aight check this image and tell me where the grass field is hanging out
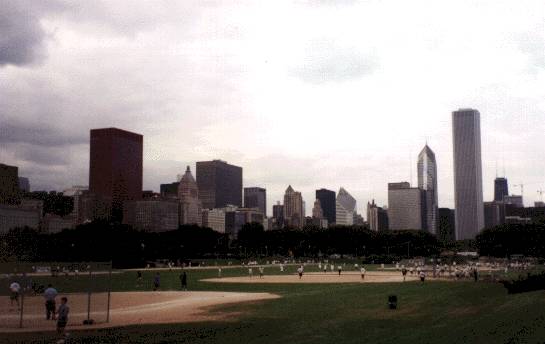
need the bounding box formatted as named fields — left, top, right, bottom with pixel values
left=2, top=264, right=545, bottom=343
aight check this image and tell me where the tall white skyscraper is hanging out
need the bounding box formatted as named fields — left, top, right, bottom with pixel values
left=336, top=187, right=356, bottom=226
left=418, top=144, right=438, bottom=234
left=452, top=109, right=484, bottom=240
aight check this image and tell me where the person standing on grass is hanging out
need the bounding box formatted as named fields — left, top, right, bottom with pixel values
left=473, top=268, right=478, bottom=282
left=9, top=281, right=21, bottom=310
left=360, top=266, right=366, bottom=280
left=338, top=265, right=342, bottom=276
left=44, top=284, right=58, bottom=320
left=181, top=272, right=187, bottom=290
left=218, top=268, right=222, bottom=278
left=249, top=267, right=253, bottom=278
left=297, top=266, right=303, bottom=279
left=402, top=267, right=408, bottom=282
left=330, top=264, right=334, bottom=272
left=153, top=272, right=160, bottom=291
left=419, top=270, right=426, bottom=283
left=323, top=264, right=327, bottom=273
left=56, top=297, right=69, bottom=339
left=259, top=266, right=264, bottom=278
left=280, top=264, right=284, bottom=272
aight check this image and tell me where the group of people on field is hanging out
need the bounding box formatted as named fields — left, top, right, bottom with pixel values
left=7, top=281, right=70, bottom=340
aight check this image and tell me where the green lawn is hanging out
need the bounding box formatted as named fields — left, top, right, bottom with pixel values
left=2, top=265, right=545, bottom=343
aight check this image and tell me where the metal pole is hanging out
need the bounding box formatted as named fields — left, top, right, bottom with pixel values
left=407, top=242, right=410, bottom=258
left=87, top=265, right=92, bottom=322
left=106, top=262, right=112, bottom=323
left=19, top=290, right=24, bottom=328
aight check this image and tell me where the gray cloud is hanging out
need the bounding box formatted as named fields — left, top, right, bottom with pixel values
left=0, top=121, right=87, bottom=147
left=291, top=38, right=377, bottom=83
left=0, top=1, right=66, bottom=67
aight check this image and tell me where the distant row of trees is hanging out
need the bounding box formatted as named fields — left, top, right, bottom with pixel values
left=1, top=221, right=543, bottom=268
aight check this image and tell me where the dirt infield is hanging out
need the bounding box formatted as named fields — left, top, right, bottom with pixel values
left=202, top=271, right=421, bottom=284
left=0, top=291, right=279, bottom=333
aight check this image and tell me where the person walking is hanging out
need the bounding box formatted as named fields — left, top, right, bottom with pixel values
left=323, top=264, right=327, bottom=273
left=9, top=281, right=21, bottom=310
left=259, top=266, right=264, bottom=278
left=44, top=284, right=58, bottom=320
left=181, top=272, right=187, bottom=290
left=153, top=272, right=160, bottom=291
left=248, top=267, right=253, bottom=278
left=297, top=266, right=303, bottom=279
left=419, top=270, right=426, bottom=283
left=402, top=267, right=408, bottom=282
left=218, top=268, right=222, bottom=278
left=338, top=265, right=342, bottom=276
left=56, top=297, right=69, bottom=339
left=360, top=266, right=366, bottom=280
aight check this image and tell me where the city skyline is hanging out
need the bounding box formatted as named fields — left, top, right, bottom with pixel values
left=1, top=1, right=544, bottom=216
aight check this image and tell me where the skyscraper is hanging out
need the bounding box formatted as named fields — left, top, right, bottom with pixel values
left=387, top=182, right=426, bottom=230
left=417, top=144, right=438, bottom=234
left=452, top=109, right=484, bottom=240
left=178, top=166, right=202, bottom=225
left=244, top=187, right=267, bottom=216
left=196, top=160, right=242, bottom=209
left=336, top=187, right=356, bottom=226
left=0, top=163, right=20, bottom=205
left=494, top=177, right=509, bottom=202
left=367, top=200, right=389, bottom=231
left=316, top=188, right=336, bottom=225
left=89, top=128, right=143, bottom=221
left=283, top=185, right=304, bottom=228
left=272, top=202, right=284, bottom=229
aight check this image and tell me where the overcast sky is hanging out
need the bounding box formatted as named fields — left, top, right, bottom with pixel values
left=1, top=0, right=544, bottom=215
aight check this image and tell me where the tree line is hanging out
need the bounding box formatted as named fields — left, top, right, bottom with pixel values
left=1, top=221, right=543, bottom=268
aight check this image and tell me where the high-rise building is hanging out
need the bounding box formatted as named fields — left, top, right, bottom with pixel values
left=244, top=187, right=266, bottom=216
left=438, top=208, right=456, bottom=243
left=418, top=144, right=438, bottom=234
left=160, top=182, right=179, bottom=198
left=452, top=109, right=484, bottom=240
left=494, top=177, right=509, bottom=202
left=89, top=128, right=143, bottom=221
left=18, top=177, right=30, bottom=193
left=484, top=201, right=503, bottom=229
left=316, top=188, right=336, bottom=225
left=0, top=163, right=21, bottom=205
left=283, top=185, right=304, bottom=228
left=387, top=182, right=426, bottom=230
left=312, top=199, right=323, bottom=219
left=178, top=166, right=202, bottom=226
left=272, top=202, right=284, bottom=229
left=196, top=160, right=242, bottom=209
left=336, top=187, right=356, bottom=226
left=367, top=200, right=389, bottom=231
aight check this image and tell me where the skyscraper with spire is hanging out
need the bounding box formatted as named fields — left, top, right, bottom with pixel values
left=418, top=144, right=438, bottom=234
left=283, top=185, right=304, bottom=228
left=336, top=187, right=357, bottom=226
left=178, top=166, right=202, bottom=225
left=452, top=108, right=484, bottom=240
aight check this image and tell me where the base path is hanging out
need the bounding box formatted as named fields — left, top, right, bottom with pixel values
left=203, top=271, right=421, bottom=284
left=0, top=291, right=279, bottom=333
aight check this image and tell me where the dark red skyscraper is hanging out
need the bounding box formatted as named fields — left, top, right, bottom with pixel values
left=89, top=128, right=143, bottom=221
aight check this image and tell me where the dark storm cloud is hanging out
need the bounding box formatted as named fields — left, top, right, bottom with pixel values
left=0, top=1, right=65, bottom=67
left=291, top=38, right=377, bottom=83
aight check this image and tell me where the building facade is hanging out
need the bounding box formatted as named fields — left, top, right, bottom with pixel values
left=484, top=201, right=504, bottom=229
left=336, top=187, right=356, bottom=226
left=417, top=144, right=438, bottom=234
left=438, top=208, right=456, bottom=243
left=283, top=185, right=304, bottom=228
left=0, top=163, right=20, bottom=205
left=367, top=200, right=389, bottom=231
left=272, top=202, right=284, bottom=229
left=123, top=199, right=179, bottom=232
left=0, top=200, right=43, bottom=233
left=196, top=160, right=242, bottom=209
left=316, top=188, right=336, bottom=226
left=244, top=187, right=267, bottom=216
left=388, top=182, right=425, bottom=230
left=178, top=166, right=202, bottom=226
left=494, top=177, right=509, bottom=202
left=18, top=177, right=30, bottom=193
left=89, top=128, right=143, bottom=221
left=160, top=182, right=179, bottom=198
left=202, top=208, right=226, bottom=233
left=452, top=109, right=484, bottom=240
left=503, top=195, right=523, bottom=208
